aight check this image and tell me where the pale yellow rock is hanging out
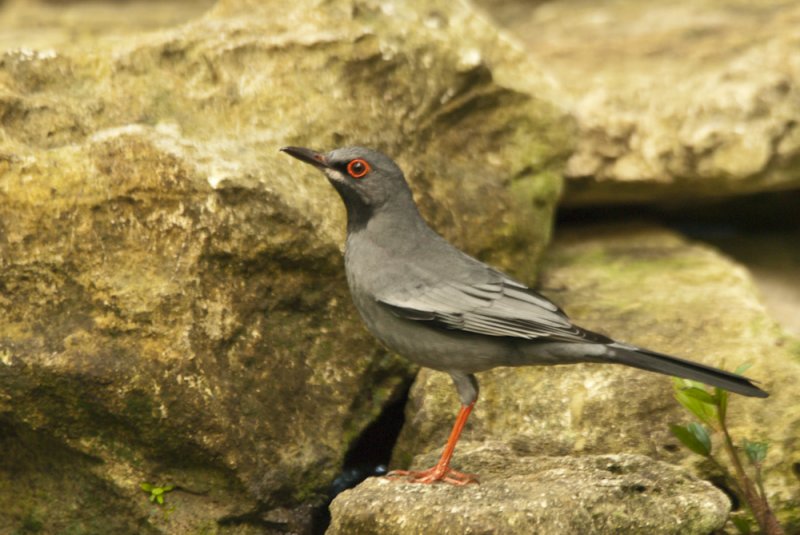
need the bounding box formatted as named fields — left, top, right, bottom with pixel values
left=331, top=443, right=730, bottom=535
left=478, top=0, right=800, bottom=204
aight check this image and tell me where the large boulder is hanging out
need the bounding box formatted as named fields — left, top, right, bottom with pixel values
left=477, top=0, right=800, bottom=204
left=0, top=0, right=569, bottom=532
left=392, top=224, right=800, bottom=526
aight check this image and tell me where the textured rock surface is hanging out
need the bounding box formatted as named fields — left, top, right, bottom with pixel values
left=330, top=443, right=730, bottom=535
left=478, top=0, right=800, bottom=204
left=392, top=224, right=800, bottom=526
left=0, top=0, right=569, bottom=532
left=0, top=0, right=215, bottom=51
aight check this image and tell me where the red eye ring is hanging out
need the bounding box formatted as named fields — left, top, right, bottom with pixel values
left=346, top=158, right=371, bottom=179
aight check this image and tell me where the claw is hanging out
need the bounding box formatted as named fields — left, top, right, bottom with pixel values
left=386, top=466, right=479, bottom=485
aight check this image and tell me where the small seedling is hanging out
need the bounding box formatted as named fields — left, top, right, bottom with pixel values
left=140, top=482, right=175, bottom=505
left=669, top=364, right=783, bottom=535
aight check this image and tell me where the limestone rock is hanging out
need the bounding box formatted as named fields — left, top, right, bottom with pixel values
left=392, top=224, right=800, bottom=525
left=478, top=0, right=800, bottom=204
left=0, top=0, right=569, bottom=532
left=330, top=442, right=730, bottom=535
left=0, top=0, right=215, bottom=51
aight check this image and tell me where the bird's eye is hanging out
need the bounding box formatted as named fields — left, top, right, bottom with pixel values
left=346, top=158, right=371, bottom=179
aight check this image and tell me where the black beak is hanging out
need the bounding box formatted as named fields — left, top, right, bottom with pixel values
left=280, top=146, right=330, bottom=169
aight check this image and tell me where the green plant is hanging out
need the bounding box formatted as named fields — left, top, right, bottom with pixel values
left=140, top=482, right=175, bottom=506
left=669, top=364, right=783, bottom=535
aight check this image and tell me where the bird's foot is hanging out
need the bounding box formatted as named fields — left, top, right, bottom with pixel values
left=386, top=465, right=479, bottom=486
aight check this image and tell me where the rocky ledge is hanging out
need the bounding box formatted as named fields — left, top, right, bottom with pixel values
left=329, top=442, right=730, bottom=535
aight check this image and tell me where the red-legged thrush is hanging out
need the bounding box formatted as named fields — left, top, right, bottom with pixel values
left=281, top=146, right=768, bottom=485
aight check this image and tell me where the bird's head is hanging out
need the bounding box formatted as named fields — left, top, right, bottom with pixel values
left=281, top=146, right=414, bottom=229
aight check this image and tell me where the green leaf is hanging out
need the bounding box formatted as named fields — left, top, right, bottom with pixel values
left=673, top=381, right=718, bottom=427
left=140, top=483, right=153, bottom=492
left=149, top=494, right=156, bottom=503
left=731, top=515, right=752, bottom=534
left=743, top=440, right=768, bottom=464
left=670, top=423, right=711, bottom=456
left=734, top=362, right=753, bottom=376
left=681, top=387, right=718, bottom=405
left=674, top=377, right=709, bottom=391
left=687, top=422, right=711, bottom=454
left=163, top=485, right=174, bottom=492
left=157, top=495, right=164, bottom=505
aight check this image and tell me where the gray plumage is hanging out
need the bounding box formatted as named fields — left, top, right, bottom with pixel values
left=281, top=145, right=768, bottom=410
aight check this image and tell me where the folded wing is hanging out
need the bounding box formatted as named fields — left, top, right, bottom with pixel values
left=377, top=270, right=611, bottom=344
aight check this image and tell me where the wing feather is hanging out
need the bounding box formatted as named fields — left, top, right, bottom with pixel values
left=377, top=271, right=610, bottom=344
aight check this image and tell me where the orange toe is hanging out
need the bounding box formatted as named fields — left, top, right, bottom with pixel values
left=386, top=466, right=479, bottom=485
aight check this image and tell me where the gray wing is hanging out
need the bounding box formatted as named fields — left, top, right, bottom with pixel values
left=376, top=268, right=611, bottom=344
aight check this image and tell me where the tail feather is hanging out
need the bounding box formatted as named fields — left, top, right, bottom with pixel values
left=606, top=343, right=768, bottom=398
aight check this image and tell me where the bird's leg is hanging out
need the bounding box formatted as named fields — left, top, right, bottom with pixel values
left=386, top=401, right=478, bottom=485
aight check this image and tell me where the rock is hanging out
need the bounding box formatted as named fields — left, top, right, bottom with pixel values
left=392, top=224, right=800, bottom=525
left=329, top=442, right=730, bottom=535
left=477, top=0, right=800, bottom=204
left=0, top=0, right=214, bottom=51
left=205, top=0, right=571, bottom=274
left=0, top=0, right=569, bottom=532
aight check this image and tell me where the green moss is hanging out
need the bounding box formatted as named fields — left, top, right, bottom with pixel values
left=124, top=390, right=157, bottom=421
left=0, top=421, right=154, bottom=535
left=16, top=511, right=44, bottom=534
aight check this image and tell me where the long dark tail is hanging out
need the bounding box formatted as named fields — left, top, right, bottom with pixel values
left=606, top=343, right=768, bottom=398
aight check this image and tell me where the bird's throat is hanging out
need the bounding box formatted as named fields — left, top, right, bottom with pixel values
left=329, top=179, right=373, bottom=233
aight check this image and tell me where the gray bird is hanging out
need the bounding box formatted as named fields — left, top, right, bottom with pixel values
left=281, top=145, right=768, bottom=485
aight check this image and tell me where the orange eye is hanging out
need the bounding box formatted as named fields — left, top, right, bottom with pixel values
left=346, top=158, right=371, bottom=179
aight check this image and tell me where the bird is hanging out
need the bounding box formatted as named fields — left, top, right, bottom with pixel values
left=280, top=145, right=768, bottom=486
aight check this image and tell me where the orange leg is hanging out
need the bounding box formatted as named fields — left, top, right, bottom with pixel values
left=386, top=402, right=478, bottom=485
